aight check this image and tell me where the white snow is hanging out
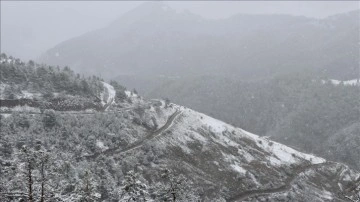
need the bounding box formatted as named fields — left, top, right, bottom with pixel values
left=237, top=128, right=326, bottom=166
left=96, top=140, right=109, bottom=151
left=93, top=193, right=101, bottom=199
left=0, top=83, right=10, bottom=99
left=238, top=150, right=255, bottom=162
left=231, top=164, right=247, bottom=174
left=322, top=79, right=359, bottom=86
left=343, top=79, right=359, bottom=86
left=157, top=104, right=326, bottom=168
left=266, top=141, right=325, bottom=165
left=343, top=173, right=352, bottom=181
left=319, top=189, right=333, bottom=200
left=248, top=172, right=261, bottom=186
left=21, top=91, right=35, bottom=99
left=199, top=113, right=227, bottom=133
left=125, top=90, right=139, bottom=98
left=20, top=91, right=42, bottom=99
left=0, top=114, right=11, bottom=118
left=101, top=82, right=116, bottom=110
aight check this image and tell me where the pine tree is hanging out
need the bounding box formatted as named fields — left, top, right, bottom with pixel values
left=21, top=146, right=35, bottom=202
left=42, top=110, right=57, bottom=128
left=79, top=170, right=98, bottom=202
left=120, top=170, right=149, bottom=201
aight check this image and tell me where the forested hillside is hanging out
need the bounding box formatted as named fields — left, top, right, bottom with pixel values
left=1, top=56, right=359, bottom=201
left=0, top=53, right=126, bottom=112
left=148, top=74, right=360, bottom=170
left=2, top=96, right=359, bottom=202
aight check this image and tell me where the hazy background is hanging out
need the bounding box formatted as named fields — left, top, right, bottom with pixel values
left=1, top=1, right=359, bottom=60
left=0, top=0, right=360, bottom=174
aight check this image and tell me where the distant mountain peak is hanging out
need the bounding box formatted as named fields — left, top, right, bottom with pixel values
left=110, top=1, right=201, bottom=27
left=133, top=1, right=173, bottom=13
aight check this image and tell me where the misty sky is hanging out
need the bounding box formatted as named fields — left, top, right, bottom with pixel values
left=1, top=1, right=359, bottom=60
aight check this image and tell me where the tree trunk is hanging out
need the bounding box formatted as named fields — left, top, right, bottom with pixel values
left=27, top=159, right=34, bottom=202
left=40, top=160, right=45, bottom=202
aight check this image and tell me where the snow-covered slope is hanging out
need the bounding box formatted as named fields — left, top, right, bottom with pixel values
left=1, top=72, right=359, bottom=201
left=117, top=102, right=360, bottom=201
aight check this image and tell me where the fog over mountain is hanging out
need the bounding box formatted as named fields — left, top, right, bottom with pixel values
left=38, top=2, right=360, bottom=171
left=40, top=2, right=359, bottom=83
left=1, top=1, right=358, bottom=60
left=1, top=1, right=360, bottom=201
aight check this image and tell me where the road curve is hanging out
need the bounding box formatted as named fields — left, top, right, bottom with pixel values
left=227, top=162, right=335, bottom=202
left=83, top=110, right=182, bottom=160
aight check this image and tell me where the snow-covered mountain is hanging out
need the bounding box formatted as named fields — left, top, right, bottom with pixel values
left=1, top=57, right=359, bottom=201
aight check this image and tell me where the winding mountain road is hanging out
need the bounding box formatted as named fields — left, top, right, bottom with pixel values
left=227, top=162, right=335, bottom=202
left=83, top=110, right=182, bottom=160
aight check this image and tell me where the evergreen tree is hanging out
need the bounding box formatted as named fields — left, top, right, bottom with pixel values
left=120, top=170, right=149, bottom=201
left=20, top=146, right=35, bottom=202
left=42, top=110, right=57, bottom=128
left=78, top=170, right=98, bottom=202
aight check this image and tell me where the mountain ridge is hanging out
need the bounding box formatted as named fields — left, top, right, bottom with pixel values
left=1, top=55, right=360, bottom=201
left=39, top=2, right=359, bottom=80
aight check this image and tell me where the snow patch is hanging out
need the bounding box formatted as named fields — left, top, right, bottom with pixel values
left=257, top=137, right=326, bottom=166
left=158, top=104, right=326, bottom=169
left=235, top=127, right=326, bottom=166
left=199, top=113, right=226, bottom=133
left=96, top=140, right=109, bottom=151
left=322, top=79, right=359, bottom=86
left=319, top=189, right=333, bottom=200
left=231, top=164, right=247, bottom=174
left=101, top=82, right=116, bottom=110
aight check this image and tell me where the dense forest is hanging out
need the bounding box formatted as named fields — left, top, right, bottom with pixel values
left=0, top=53, right=104, bottom=98
left=0, top=54, right=127, bottom=112
left=0, top=54, right=199, bottom=201
left=0, top=112, right=199, bottom=201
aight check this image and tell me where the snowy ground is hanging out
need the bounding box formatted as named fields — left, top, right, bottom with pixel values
left=162, top=104, right=325, bottom=168
left=322, top=79, right=359, bottom=86
left=101, top=82, right=116, bottom=110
